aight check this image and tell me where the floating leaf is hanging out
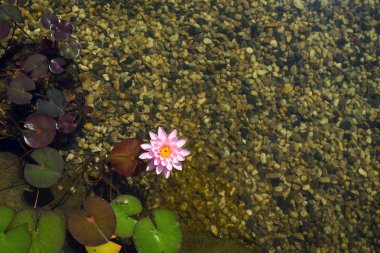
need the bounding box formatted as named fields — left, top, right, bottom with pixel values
left=9, top=209, right=65, bottom=253
left=0, top=5, right=23, bottom=23
left=0, top=20, right=10, bottom=40
left=68, top=197, right=116, bottom=247
left=24, top=147, right=64, bottom=188
left=23, top=113, right=56, bottom=148
left=133, top=209, right=182, bottom=253
left=36, top=88, right=67, bottom=117
left=22, top=53, right=48, bottom=78
left=109, top=138, right=146, bottom=177
left=56, top=113, right=77, bottom=133
left=40, top=38, right=54, bottom=55
left=40, top=12, right=58, bottom=30
left=58, top=38, right=81, bottom=59
left=7, top=75, right=35, bottom=104
left=49, top=57, right=67, bottom=74
left=111, top=195, right=142, bottom=238
left=50, top=19, right=73, bottom=41
left=0, top=205, right=31, bottom=253
left=85, top=235, right=121, bottom=253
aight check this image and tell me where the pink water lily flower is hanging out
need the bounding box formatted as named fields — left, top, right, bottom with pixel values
left=139, top=127, right=190, bottom=178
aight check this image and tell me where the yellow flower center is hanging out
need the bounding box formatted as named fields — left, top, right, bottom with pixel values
left=160, top=145, right=171, bottom=158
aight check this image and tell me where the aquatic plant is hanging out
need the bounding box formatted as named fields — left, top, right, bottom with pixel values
left=9, top=209, right=65, bottom=253
left=139, top=127, right=190, bottom=178
left=67, top=195, right=182, bottom=253
left=133, top=208, right=182, bottom=253
left=110, top=194, right=142, bottom=238
left=109, top=138, right=146, bottom=177
left=0, top=205, right=31, bottom=253
left=67, top=196, right=117, bottom=247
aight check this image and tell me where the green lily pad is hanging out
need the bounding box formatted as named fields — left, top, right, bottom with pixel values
left=110, top=195, right=142, bottom=238
left=9, top=209, right=65, bottom=253
left=36, top=88, right=67, bottom=117
left=67, top=197, right=116, bottom=247
left=133, top=208, right=182, bottom=253
left=0, top=5, right=23, bottom=23
left=24, top=147, right=64, bottom=188
left=0, top=205, right=32, bottom=253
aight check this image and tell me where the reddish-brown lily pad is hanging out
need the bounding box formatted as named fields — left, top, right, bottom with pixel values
left=67, top=197, right=116, bottom=247
left=109, top=138, right=145, bottom=177
left=23, top=113, right=56, bottom=148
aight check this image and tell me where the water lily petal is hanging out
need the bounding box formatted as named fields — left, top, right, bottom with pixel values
left=156, top=164, right=164, bottom=174
left=141, top=143, right=152, bottom=150
left=146, top=160, right=155, bottom=171
left=149, top=131, right=157, bottom=140
left=173, top=163, right=182, bottom=170
left=176, top=139, right=186, bottom=147
left=180, top=149, right=190, bottom=156
left=158, top=126, right=167, bottom=140
left=163, top=169, right=171, bottom=178
left=139, top=152, right=152, bottom=159
left=168, top=129, right=177, bottom=139
left=166, top=162, right=173, bottom=171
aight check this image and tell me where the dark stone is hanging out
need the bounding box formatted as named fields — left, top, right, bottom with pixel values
left=239, top=127, right=249, bottom=139
left=309, top=1, right=321, bottom=10
left=335, top=38, right=347, bottom=48
left=287, top=104, right=298, bottom=115
left=340, top=120, right=352, bottom=130
left=187, top=26, right=202, bottom=36
left=376, top=24, right=380, bottom=35
left=250, top=23, right=260, bottom=39
left=92, top=63, right=104, bottom=72
left=276, top=196, right=292, bottom=213
left=271, top=178, right=281, bottom=186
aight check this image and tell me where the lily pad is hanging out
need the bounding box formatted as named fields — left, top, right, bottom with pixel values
left=23, top=113, right=56, bottom=148
left=0, top=5, right=23, bottom=23
left=67, top=196, right=116, bottom=247
left=40, top=12, right=58, bottom=30
left=0, top=20, right=10, bottom=40
left=109, top=138, right=145, bottom=177
left=133, top=208, right=182, bottom=253
left=110, top=195, right=142, bottom=238
left=7, top=75, right=35, bottom=105
left=85, top=235, right=121, bottom=253
left=56, top=113, right=77, bottom=133
left=0, top=205, right=31, bottom=253
left=24, top=147, right=64, bottom=188
left=50, top=19, right=73, bottom=41
left=22, top=53, right=48, bottom=78
left=49, top=57, right=67, bottom=74
left=36, top=88, right=67, bottom=117
left=58, top=38, right=81, bottom=59
left=9, top=209, right=65, bottom=253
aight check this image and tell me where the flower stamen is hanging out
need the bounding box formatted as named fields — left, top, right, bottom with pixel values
left=160, top=145, right=171, bottom=158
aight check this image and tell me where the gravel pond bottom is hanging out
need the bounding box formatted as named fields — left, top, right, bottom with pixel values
left=1, top=0, right=380, bottom=252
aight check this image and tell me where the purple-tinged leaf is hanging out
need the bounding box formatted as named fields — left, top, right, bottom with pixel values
left=49, top=57, right=67, bottom=74
left=50, top=19, right=73, bottom=41
left=56, top=113, right=77, bottom=133
left=36, top=88, right=67, bottom=117
left=7, top=75, right=35, bottom=104
left=67, top=197, right=116, bottom=246
left=58, top=38, right=81, bottom=59
left=23, top=113, right=56, bottom=148
left=0, top=20, right=10, bottom=40
left=40, top=12, right=58, bottom=30
left=40, top=38, right=54, bottom=54
left=22, top=53, right=49, bottom=78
